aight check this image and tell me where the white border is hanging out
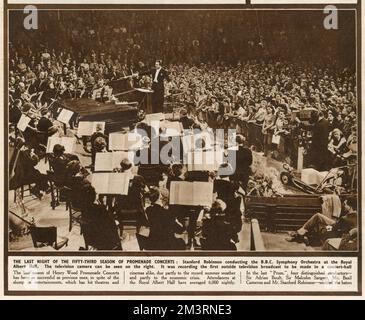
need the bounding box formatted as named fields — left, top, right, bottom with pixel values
left=1, top=1, right=363, bottom=300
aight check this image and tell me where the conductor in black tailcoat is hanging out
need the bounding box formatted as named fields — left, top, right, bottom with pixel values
left=141, top=60, right=170, bottom=113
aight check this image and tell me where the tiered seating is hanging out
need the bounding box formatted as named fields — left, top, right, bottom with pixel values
left=245, top=195, right=322, bottom=232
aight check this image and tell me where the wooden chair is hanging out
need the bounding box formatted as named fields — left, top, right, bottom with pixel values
left=13, top=183, right=35, bottom=203
left=46, top=170, right=64, bottom=209
left=67, top=200, right=83, bottom=232
left=46, top=155, right=69, bottom=209
left=30, top=226, right=69, bottom=250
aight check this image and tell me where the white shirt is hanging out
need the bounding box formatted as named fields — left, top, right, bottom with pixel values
left=154, top=68, right=161, bottom=83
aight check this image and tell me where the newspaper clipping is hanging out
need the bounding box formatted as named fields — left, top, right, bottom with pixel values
left=1, top=0, right=362, bottom=298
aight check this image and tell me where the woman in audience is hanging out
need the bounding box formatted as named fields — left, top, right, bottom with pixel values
left=145, top=187, right=185, bottom=250
left=273, top=108, right=290, bottom=159
left=327, top=109, right=340, bottom=132
left=262, top=104, right=276, bottom=157
left=328, top=128, right=348, bottom=167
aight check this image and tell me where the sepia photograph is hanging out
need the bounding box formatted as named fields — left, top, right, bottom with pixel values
left=6, top=6, right=358, bottom=255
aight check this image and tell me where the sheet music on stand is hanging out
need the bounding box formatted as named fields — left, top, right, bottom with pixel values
left=57, top=108, right=74, bottom=124
left=91, top=172, right=130, bottom=195
left=77, top=121, right=106, bottom=136
left=94, top=151, right=134, bottom=171
left=16, top=114, right=32, bottom=132
left=169, top=181, right=214, bottom=206
left=46, top=136, right=76, bottom=154
left=109, top=132, right=143, bottom=151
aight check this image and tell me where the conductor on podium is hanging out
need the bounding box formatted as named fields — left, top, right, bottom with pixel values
left=142, top=60, right=170, bottom=113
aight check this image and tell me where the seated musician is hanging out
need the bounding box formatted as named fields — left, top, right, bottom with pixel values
left=135, top=121, right=157, bottom=142
left=79, top=184, right=121, bottom=250
left=64, top=160, right=91, bottom=209
left=9, top=99, right=23, bottom=124
left=90, top=123, right=108, bottom=147
left=168, top=158, right=210, bottom=248
left=214, top=163, right=238, bottom=204
left=21, top=102, right=39, bottom=148
left=114, top=158, right=149, bottom=235
left=49, top=144, right=79, bottom=178
left=9, top=139, right=49, bottom=199
left=200, top=200, right=237, bottom=251
left=36, top=108, right=53, bottom=134
left=144, top=187, right=185, bottom=250
left=36, top=108, right=54, bottom=145
left=166, top=163, right=186, bottom=190
left=91, top=135, right=108, bottom=171
left=214, top=163, right=243, bottom=241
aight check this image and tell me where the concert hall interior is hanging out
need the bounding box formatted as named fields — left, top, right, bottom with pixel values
left=8, top=9, right=358, bottom=252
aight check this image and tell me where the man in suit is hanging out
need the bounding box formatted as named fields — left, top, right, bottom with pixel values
left=79, top=184, right=121, bottom=250
left=309, top=111, right=330, bottom=171
left=141, top=60, right=170, bottom=113
left=231, top=134, right=253, bottom=192
left=114, top=158, right=148, bottom=236
left=201, top=200, right=237, bottom=251
left=145, top=187, right=185, bottom=250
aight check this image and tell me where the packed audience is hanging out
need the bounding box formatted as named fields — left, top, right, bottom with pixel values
left=9, top=45, right=358, bottom=170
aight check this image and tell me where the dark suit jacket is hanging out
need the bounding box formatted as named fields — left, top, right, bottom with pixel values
left=81, top=204, right=121, bottom=250
left=235, top=146, right=253, bottom=175
left=334, top=212, right=357, bottom=234
left=146, top=204, right=183, bottom=249
left=312, top=118, right=330, bottom=149
left=50, top=153, right=79, bottom=176
left=37, top=116, right=53, bottom=133
left=167, top=175, right=183, bottom=191
left=214, top=179, right=236, bottom=203
left=310, top=118, right=330, bottom=170
left=142, top=68, right=169, bottom=90
left=201, top=215, right=237, bottom=250
left=180, top=116, right=195, bottom=130
left=115, top=174, right=147, bottom=226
